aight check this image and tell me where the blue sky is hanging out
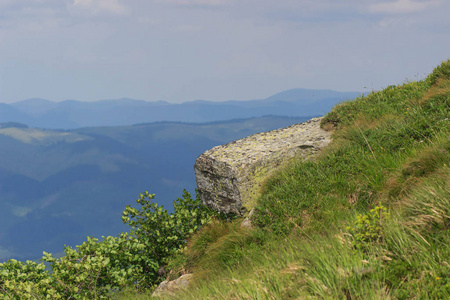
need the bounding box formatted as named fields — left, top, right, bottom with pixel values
left=0, top=0, right=449, bottom=103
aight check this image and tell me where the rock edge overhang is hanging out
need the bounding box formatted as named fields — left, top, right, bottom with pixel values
left=194, top=117, right=331, bottom=215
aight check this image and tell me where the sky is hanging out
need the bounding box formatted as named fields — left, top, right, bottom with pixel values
left=0, top=0, right=449, bottom=103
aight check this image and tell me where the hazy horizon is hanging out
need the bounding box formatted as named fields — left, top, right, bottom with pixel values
left=0, top=1, right=449, bottom=104
left=1, top=87, right=361, bottom=104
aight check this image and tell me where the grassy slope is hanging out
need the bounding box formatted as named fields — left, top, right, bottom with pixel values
left=122, top=60, right=449, bottom=299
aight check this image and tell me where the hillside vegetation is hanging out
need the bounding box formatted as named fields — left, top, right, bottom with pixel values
left=134, top=60, right=449, bottom=299
left=0, top=60, right=448, bottom=299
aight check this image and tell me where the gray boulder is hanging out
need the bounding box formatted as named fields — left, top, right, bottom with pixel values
left=194, top=117, right=331, bottom=215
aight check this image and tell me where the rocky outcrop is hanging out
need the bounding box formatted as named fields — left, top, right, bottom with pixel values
left=152, top=274, right=194, bottom=298
left=194, top=117, right=331, bottom=215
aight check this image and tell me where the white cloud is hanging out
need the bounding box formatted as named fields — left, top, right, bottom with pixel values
left=73, top=0, right=126, bottom=14
left=369, top=0, right=442, bottom=14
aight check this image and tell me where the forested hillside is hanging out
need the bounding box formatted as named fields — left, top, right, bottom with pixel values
left=0, top=116, right=310, bottom=261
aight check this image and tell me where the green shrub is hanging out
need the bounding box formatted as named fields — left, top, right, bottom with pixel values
left=0, top=190, right=216, bottom=298
left=347, top=206, right=390, bottom=251
left=1, top=234, right=148, bottom=299
left=121, top=190, right=217, bottom=282
left=0, top=259, right=53, bottom=299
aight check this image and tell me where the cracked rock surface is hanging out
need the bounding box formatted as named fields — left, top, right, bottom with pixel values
left=194, top=117, right=331, bottom=215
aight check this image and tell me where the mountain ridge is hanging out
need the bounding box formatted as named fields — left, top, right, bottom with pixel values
left=1, top=88, right=359, bottom=129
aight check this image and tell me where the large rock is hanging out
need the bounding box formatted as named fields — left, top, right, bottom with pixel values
left=194, top=117, right=331, bottom=215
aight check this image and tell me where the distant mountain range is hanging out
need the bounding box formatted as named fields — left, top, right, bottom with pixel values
left=0, top=115, right=318, bottom=261
left=0, top=89, right=359, bottom=129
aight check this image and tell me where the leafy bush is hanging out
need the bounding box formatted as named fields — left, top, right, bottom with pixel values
left=0, top=190, right=216, bottom=298
left=1, top=234, right=154, bottom=299
left=0, top=259, right=53, bottom=299
left=121, top=190, right=217, bottom=282
left=347, top=206, right=390, bottom=251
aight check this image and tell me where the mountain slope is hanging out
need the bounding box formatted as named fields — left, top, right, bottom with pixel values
left=139, top=60, right=450, bottom=299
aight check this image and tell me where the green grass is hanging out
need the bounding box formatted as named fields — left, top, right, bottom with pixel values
left=118, top=60, right=450, bottom=299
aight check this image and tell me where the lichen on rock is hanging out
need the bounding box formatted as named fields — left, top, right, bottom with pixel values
left=194, top=117, right=331, bottom=215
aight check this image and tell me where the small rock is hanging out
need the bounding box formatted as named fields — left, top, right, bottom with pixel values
left=240, top=209, right=254, bottom=228
left=152, top=274, right=193, bottom=298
